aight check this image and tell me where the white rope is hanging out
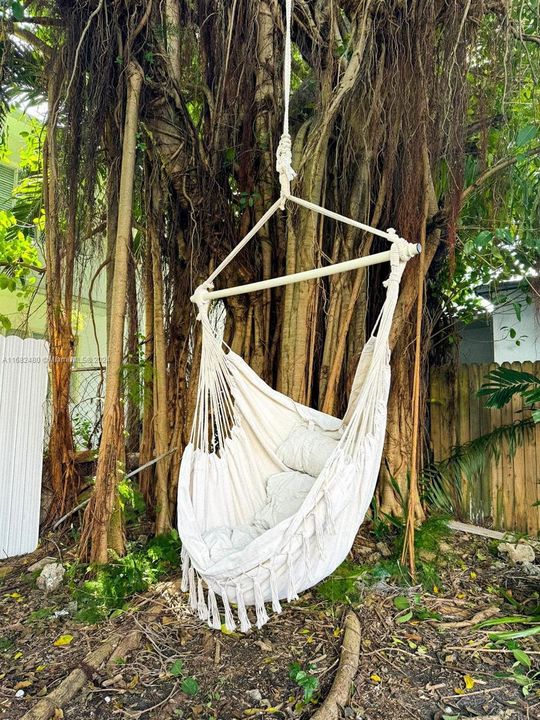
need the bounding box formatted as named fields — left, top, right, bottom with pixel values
left=202, top=197, right=284, bottom=288
left=275, top=0, right=296, bottom=198
left=289, top=197, right=406, bottom=243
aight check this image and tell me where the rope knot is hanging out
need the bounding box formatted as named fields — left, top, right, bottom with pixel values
left=276, top=133, right=296, bottom=197
left=190, top=283, right=212, bottom=320
left=384, top=230, right=421, bottom=287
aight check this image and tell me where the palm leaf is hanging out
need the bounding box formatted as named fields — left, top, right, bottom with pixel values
left=423, top=418, right=534, bottom=515
left=477, top=366, right=540, bottom=409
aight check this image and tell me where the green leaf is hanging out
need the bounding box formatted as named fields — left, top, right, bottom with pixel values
left=396, top=610, right=413, bottom=623
left=169, top=659, right=184, bottom=677
left=289, top=661, right=302, bottom=680
left=11, top=1, right=24, bottom=20
left=474, top=230, right=492, bottom=248
left=489, top=625, right=540, bottom=642
left=513, top=649, right=531, bottom=668
left=181, top=677, right=199, bottom=696
left=515, top=124, right=538, bottom=147
left=475, top=615, right=540, bottom=629
left=393, top=596, right=410, bottom=610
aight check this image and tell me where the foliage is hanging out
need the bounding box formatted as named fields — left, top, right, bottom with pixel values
left=168, top=659, right=199, bottom=696
left=72, top=413, right=94, bottom=450
left=316, top=561, right=365, bottom=604
left=317, top=516, right=450, bottom=603
left=478, top=366, right=540, bottom=421
left=425, top=365, right=540, bottom=515
left=117, top=475, right=146, bottom=525
left=68, top=531, right=180, bottom=623
left=424, top=418, right=534, bottom=515
left=440, top=1, right=540, bottom=329
left=393, top=594, right=441, bottom=623
left=288, top=662, right=319, bottom=703
left=0, top=209, right=40, bottom=330
left=475, top=614, right=540, bottom=696
left=0, top=114, right=45, bottom=331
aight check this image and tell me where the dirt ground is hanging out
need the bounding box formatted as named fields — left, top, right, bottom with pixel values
left=0, top=527, right=538, bottom=720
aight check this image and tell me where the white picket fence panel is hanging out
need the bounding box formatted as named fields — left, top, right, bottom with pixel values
left=0, top=336, right=49, bottom=559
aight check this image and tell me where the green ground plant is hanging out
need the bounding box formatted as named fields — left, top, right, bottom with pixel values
left=288, top=661, right=319, bottom=704
left=68, top=531, right=181, bottom=623
left=317, top=515, right=451, bottom=604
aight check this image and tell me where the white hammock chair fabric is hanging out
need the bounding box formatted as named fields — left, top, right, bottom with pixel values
left=176, top=0, right=420, bottom=631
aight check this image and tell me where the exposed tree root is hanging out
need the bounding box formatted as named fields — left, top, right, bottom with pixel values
left=311, top=610, right=361, bottom=720
left=20, top=632, right=141, bottom=720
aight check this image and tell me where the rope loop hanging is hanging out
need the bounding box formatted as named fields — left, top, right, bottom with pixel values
left=276, top=0, right=296, bottom=199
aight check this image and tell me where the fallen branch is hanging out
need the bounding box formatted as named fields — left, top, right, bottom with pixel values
left=20, top=631, right=140, bottom=720
left=105, top=630, right=141, bottom=674
left=440, top=605, right=500, bottom=629
left=311, top=610, right=361, bottom=720
left=448, top=520, right=508, bottom=540
left=52, top=448, right=177, bottom=530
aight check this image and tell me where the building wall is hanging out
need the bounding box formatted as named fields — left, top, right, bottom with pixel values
left=492, top=299, right=540, bottom=363
left=460, top=287, right=540, bottom=365
left=459, top=317, right=494, bottom=364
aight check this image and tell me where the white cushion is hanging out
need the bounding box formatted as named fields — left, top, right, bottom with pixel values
left=204, top=521, right=268, bottom=561
left=255, top=470, right=315, bottom=526
left=202, top=470, right=316, bottom=560
left=276, top=424, right=338, bottom=477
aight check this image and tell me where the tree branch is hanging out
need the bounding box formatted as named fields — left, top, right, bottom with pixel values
left=11, top=26, right=52, bottom=56
left=460, top=145, right=540, bottom=206
left=12, top=16, right=63, bottom=26
left=0, top=261, right=45, bottom=274
left=511, top=26, right=540, bottom=47
left=466, top=114, right=505, bottom=137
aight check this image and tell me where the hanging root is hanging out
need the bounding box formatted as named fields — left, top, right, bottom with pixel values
left=311, top=610, right=361, bottom=720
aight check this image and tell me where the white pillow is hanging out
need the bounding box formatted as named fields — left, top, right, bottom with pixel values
left=255, top=470, right=316, bottom=527
left=276, top=424, right=338, bottom=477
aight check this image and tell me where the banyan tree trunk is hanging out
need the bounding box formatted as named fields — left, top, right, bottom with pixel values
left=43, top=61, right=79, bottom=522
left=80, top=63, right=143, bottom=563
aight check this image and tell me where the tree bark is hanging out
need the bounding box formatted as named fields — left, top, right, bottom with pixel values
left=80, top=62, right=144, bottom=564
left=139, top=240, right=155, bottom=509
left=43, top=59, right=79, bottom=522
left=149, top=182, right=172, bottom=535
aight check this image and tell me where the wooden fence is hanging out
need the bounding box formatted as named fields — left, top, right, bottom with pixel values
left=430, top=361, right=540, bottom=536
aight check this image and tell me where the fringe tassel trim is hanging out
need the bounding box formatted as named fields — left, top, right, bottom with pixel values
left=197, top=577, right=209, bottom=621
left=221, top=586, right=236, bottom=632
left=235, top=583, right=251, bottom=633
left=253, top=578, right=269, bottom=629
left=207, top=586, right=221, bottom=630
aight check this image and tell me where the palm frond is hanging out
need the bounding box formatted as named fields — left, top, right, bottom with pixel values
left=477, top=366, right=540, bottom=409
left=424, top=418, right=534, bottom=514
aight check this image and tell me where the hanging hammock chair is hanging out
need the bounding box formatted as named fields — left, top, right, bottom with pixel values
left=177, top=0, right=421, bottom=632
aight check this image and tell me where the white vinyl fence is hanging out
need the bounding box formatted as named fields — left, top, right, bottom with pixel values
left=0, top=336, right=49, bottom=559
